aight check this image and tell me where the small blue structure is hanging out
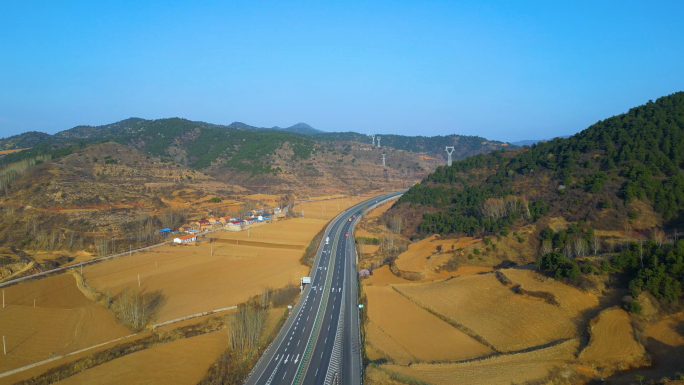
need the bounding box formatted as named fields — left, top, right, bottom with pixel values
left=157, top=228, right=171, bottom=234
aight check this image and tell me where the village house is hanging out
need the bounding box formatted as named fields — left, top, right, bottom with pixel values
left=173, top=234, right=197, bottom=244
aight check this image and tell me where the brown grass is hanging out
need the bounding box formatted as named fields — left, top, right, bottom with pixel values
left=81, top=220, right=318, bottom=323
left=0, top=273, right=130, bottom=373
left=55, top=329, right=228, bottom=385
left=579, top=308, right=647, bottom=370
left=381, top=339, right=579, bottom=385
left=394, top=272, right=586, bottom=352
left=393, top=236, right=481, bottom=281
left=365, top=285, right=492, bottom=363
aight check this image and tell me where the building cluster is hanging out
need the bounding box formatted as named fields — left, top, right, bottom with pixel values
left=169, top=207, right=281, bottom=244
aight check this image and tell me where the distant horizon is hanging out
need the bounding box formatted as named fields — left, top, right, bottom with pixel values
left=1, top=1, right=682, bottom=142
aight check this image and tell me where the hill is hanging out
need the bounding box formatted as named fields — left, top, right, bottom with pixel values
left=228, top=121, right=323, bottom=134
left=388, top=91, right=684, bottom=307
left=511, top=135, right=571, bottom=146
left=0, top=117, right=512, bottom=195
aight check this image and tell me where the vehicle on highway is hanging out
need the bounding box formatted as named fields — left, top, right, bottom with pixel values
left=325, top=236, right=330, bottom=245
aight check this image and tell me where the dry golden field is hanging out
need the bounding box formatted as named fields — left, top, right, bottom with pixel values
left=502, top=269, right=599, bottom=315
left=55, top=329, right=228, bottom=385
left=82, top=218, right=321, bottom=323
left=381, top=339, right=579, bottom=385
left=293, top=196, right=365, bottom=220
left=393, top=236, right=481, bottom=281
left=394, top=272, right=587, bottom=352
left=0, top=274, right=130, bottom=373
left=579, top=308, right=647, bottom=367
left=364, top=266, right=411, bottom=286
left=364, top=285, right=492, bottom=363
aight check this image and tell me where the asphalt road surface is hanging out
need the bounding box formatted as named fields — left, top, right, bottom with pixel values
left=246, top=191, right=404, bottom=385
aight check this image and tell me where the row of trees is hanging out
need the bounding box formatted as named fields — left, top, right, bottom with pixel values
left=110, top=287, right=165, bottom=330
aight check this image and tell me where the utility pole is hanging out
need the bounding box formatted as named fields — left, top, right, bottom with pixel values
left=382, top=154, right=386, bottom=166
left=445, top=146, right=455, bottom=166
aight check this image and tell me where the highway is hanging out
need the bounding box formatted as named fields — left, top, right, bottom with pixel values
left=246, top=191, right=404, bottom=385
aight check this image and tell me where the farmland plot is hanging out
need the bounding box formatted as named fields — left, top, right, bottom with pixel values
left=382, top=339, right=579, bottom=385
left=365, top=285, right=492, bottom=363
left=395, top=272, right=582, bottom=352
left=0, top=274, right=130, bottom=373
left=579, top=308, right=646, bottom=364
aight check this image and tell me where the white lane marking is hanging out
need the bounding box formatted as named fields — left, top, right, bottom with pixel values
left=297, top=340, right=300, bottom=346
left=284, top=354, right=290, bottom=363
left=295, top=354, right=300, bottom=363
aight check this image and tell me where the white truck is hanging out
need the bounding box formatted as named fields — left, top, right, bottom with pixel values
left=325, top=236, right=330, bottom=245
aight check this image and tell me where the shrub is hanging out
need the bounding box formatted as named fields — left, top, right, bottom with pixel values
left=210, top=197, right=221, bottom=203
left=468, top=254, right=474, bottom=260
left=473, top=249, right=480, bottom=255
left=629, top=301, right=643, bottom=314
left=537, top=252, right=580, bottom=279
left=628, top=210, right=639, bottom=220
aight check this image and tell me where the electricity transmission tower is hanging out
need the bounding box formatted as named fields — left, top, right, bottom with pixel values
left=377, top=136, right=381, bottom=148
left=382, top=154, right=386, bottom=166
left=445, top=146, right=455, bottom=166
left=371, top=135, right=376, bottom=146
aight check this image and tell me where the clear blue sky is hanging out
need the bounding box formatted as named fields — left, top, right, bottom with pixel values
left=1, top=1, right=683, bottom=142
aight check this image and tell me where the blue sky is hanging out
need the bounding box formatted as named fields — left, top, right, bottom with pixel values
left=1, top=1, right=683, bottom=142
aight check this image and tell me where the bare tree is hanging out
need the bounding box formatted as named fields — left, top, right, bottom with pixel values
left=482, top=198, right=506, bottom=219
left=357, top=237, right=365, bottom=260
left=652, top=228, right=665, bottom=247
left=541, top=239, right=553, bottom=256
left=563, top=243, right=573, bottom=259
left=390, top=215, right=403, bottom=234
left=573, top=237, right=588, bottom=258
left=592, top=233, right=600, bottom=255
left=520, top=196, right=532, bottom=221
left=227, top=304, right=266, bottom=351
left=638, top=238, right=644, bottom=268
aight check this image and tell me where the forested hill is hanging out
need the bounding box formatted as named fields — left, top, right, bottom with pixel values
left=0, top=117, right=513, bottom=172
left=393, top=91, right=684, bottom=238
left=390, top=91, right=684, bottom=306
left=314, top=131, right=511, bottom=161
